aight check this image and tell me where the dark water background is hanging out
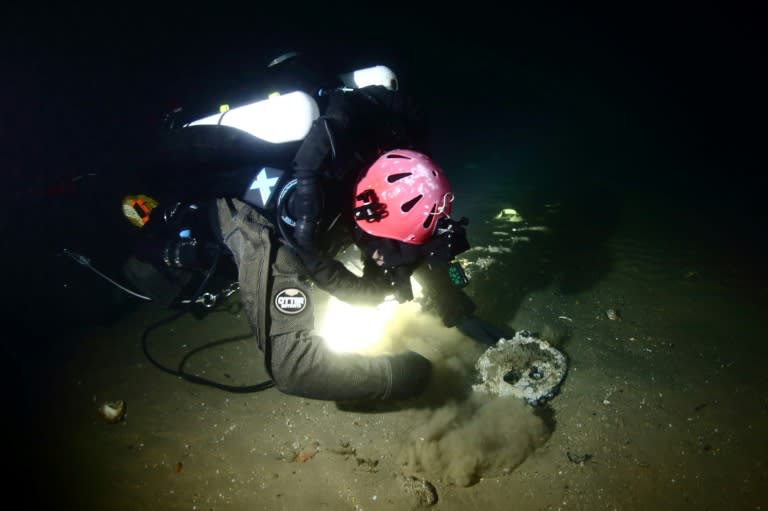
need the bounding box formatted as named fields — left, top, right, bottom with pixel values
left=2, top=4, right=765, bottom=506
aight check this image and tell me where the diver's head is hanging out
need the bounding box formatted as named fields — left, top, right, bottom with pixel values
left=351, top=149, right=458, bottom=302
left=352, top=149, right=453, bottom=249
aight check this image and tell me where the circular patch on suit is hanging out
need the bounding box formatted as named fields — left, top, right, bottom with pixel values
left=274, top=288, right=308, bottom=315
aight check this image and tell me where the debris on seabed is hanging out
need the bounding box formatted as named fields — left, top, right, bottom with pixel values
left=98, top=400, right=126, bottom=424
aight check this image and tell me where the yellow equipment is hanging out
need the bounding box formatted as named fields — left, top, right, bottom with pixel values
left=122, top=194, right=158, bottom=228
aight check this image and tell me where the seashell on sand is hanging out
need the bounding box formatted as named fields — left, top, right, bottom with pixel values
left=98, top=400, right=126, bottom=424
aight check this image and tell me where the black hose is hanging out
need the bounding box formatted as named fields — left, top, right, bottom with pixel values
left=140, top=245, right=274, bottom=392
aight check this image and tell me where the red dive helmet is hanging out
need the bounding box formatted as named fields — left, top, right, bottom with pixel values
left=353, top=149, right=453, bottom=245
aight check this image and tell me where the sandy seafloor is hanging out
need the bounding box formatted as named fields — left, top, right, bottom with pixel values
left=35, top=183, right=768, bottom=511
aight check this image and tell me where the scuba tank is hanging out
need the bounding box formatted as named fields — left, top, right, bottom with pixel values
left=165, top=56, right=400, bottom=248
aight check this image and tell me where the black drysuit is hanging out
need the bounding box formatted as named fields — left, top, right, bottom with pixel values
left=129, top=85, right=477, bottom=401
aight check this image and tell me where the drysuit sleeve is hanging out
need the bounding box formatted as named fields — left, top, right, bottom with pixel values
left=295, top=247, right=392, bottom=306
left=290, top=91, right=350, bottom=249
left=413, top=261, right=477, bottom=327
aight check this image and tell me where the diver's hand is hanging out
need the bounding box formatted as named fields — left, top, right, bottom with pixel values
left=457, top=315, right=512, bottom=346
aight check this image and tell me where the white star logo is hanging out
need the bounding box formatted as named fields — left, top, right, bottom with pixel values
left=250, top=168, right=279, bottom=205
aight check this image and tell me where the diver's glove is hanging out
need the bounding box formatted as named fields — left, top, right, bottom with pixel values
left=456, top=314, right=512, bottom=346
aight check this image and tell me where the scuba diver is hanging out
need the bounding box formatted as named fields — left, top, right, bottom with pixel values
left=120, top=52, right=510, bottom=402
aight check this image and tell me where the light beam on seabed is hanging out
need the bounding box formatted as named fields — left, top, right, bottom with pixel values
left=318, top=279, right=425, bottom=354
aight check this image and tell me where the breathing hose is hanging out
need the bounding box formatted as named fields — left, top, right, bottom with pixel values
left=140, top=244, right=275, bottom=392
